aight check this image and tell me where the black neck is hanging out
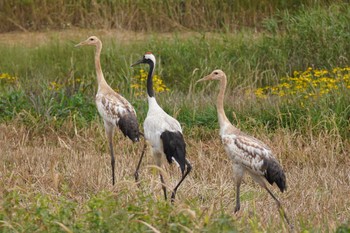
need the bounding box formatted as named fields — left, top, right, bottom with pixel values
left=147, top=62, right=155, bottom=97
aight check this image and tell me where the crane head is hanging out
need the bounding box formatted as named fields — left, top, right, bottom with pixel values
left=75, top=36, right=101, bottom=47
left=197, top=69, right=226, bottom=83
left=131, top=52, right=156, bottom=67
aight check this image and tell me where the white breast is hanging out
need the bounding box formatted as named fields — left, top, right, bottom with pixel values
left=144, top=97, right=182, bottom=152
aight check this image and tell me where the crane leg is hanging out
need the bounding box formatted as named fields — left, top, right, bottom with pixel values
left=234, top=180, right=241, bottom=213
left=171, top=159, right=192, bottom=203
left=105, top=122, right=115, bottom=186
left=264, top=186, right=293, bottom=231
left=134, top=141, right=147, bottom=184
left=108, top=140, right=115, bottom=186
left=233, top=164, right=244, bottom=213
left=160, top=174, right=167, bottom=200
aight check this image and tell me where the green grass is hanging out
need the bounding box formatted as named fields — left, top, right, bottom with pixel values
left=0, top=188, right=242, bottom=233
left=1, top=188, right=348, bottom=232
left=2, top=3, right=350, bottom=89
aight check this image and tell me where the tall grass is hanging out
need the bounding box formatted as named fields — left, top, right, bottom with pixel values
left=0, top=0, right=345, bottom=32
left=1, top=3, right=349, bottom=87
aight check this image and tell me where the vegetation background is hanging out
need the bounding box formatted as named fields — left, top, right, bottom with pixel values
left=0, top=0, right=349, bottom=232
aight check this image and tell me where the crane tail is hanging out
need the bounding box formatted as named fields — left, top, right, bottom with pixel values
left=160, top=131, right=186, bottom=175
left=264, top=158, right=287, bottom=192
left=118, top=114, right=140, bottom=142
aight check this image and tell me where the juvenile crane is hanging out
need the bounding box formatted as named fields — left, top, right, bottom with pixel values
left=197, top=69, right=292, bottom=227
left=75, top=36, right=141, bottom=185
left=131, top=52, right=192, bottom=202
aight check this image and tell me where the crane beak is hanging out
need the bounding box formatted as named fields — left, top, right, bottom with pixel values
left=74, top=42, right=84, bottom=47
left=131, top=58, right=145, bottom=67
left=74, top=40, right=88, bottom=47
left=196, top=75, right=211, bottom=83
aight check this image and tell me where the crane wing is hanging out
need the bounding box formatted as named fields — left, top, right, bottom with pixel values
left=221, top=133, right=273, bottom=175
left=222, top=132, right=287, bottom=192
left=96, top=93, right=136, bottom=121
left=143, top=107, right=183, bottom=153
left=96, top=93, right=139, bottom=141
left=161, top=131, right=186, bottom=174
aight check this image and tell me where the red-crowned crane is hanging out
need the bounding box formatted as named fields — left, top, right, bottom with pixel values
left=197, top=69, right=292, bottom=229
left=75, top=36, right=142, bottom=185
left=131, top=52, right=192, bottom=203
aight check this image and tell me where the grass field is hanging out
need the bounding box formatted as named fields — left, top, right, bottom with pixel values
left=1, top=30, right=349, bottom=232
left=1, top=3, right=350, bottom=232
left=1, top=0, right=345, bottom=33
left=1, top=121, right=349, bottom=232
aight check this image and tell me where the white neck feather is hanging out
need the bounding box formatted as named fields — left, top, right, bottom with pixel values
left=147, top=96, right=161, bottom=110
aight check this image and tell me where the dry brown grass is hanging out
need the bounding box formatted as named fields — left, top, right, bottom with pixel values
left=0, top=29, right=217, bottom=48
left=0, top=29, right=152, bottom=47
left=0, top=121, right=349, bottom=232
left=2, top=0, right=335, bottom=33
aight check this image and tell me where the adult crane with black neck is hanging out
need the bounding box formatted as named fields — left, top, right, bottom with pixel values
left=131, top=52, right=192, bottom=203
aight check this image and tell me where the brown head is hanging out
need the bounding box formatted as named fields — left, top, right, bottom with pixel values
left=75, top=36, right=101, bottom=47
left=196, top=69, right=226, bottom=83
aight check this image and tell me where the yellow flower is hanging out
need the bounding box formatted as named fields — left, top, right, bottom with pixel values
left=293, top=71, right=299, bottom=76
left=278, top=90, right=285, bottom=97
left=253, top=66, right=350, bottom=100
left=130, top=84, right=140, bottom=89
left=0, top=73, right=18, bottom=85
left=314, top=69, right=328, bottom=77
left=49, top=81, right=63, bottom=91
left=254, top=88, right=266, bottom=99
left=131, top=69, right=170, bottom=96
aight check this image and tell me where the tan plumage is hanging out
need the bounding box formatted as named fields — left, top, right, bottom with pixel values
left=96, top=93, right=136, bottom=124
left=197, top=69, right=292, bottom=229
left=75, top=36, right=140, bottom=185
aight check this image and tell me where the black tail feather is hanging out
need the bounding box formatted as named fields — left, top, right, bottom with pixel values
left=118, top=114, right=140, bottom=142
left=264, top=158, right=287, bottom=192
left=160, top=131, right=186, bottom=174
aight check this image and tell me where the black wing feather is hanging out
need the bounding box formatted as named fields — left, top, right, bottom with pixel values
left=161, top=131, right=186, bottom=175
left=264, top=158, right=287, bottom=192
left=118, top=112, right=140, bottom=142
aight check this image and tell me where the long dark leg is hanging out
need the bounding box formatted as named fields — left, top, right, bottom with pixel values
left=134, top=141, right=147, bottom=183
left=265, top=186, right=293, bottom=231
left=109, top=140, right=115, bottom=186
left=234, top=179, right=242, bottom=213
left=105, top=122, right=115, bottom=186
left=160, top=174, right=167, bottom=200
left=233, top=165, right=244, bottom=213
left=171, top=159, right=192, bottom=203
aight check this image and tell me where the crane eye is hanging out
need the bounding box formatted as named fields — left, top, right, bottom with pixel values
left=214, top=72, right=218, bottom=75
left=90, top=38, right=94, bottom=41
